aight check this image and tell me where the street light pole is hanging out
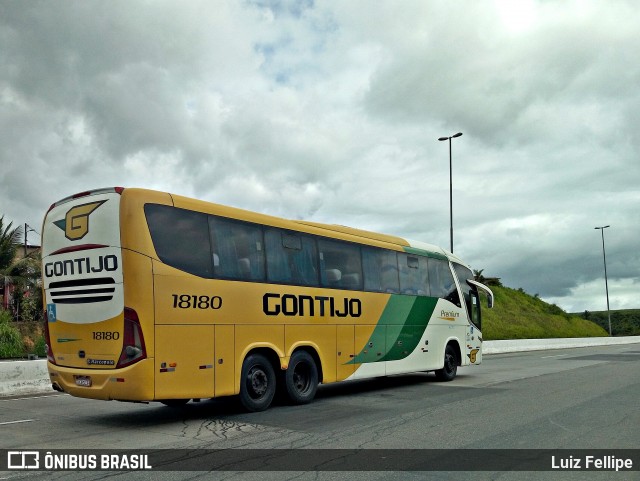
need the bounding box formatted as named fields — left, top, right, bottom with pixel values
left=24, top=223, right=36, bottom=257
left=438, top=132, right=463, bottom=253
left=594, top=225, right=611, bottom=335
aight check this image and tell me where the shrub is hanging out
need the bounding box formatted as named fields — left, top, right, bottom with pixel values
left=34, top=335, right=46, bottom=357
left=0, top=309, right=23, bottom=358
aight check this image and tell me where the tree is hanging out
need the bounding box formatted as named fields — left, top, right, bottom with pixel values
left=473, top=269, right=486, bottom=283
left=473, top=269, right=502, bottom=287
left=0, top=215, right=21, bottom=271
left=0, top=215, right=42, bottom=321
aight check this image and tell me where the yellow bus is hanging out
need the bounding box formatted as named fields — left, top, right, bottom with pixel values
left=42, top=187, right=493, bottom=411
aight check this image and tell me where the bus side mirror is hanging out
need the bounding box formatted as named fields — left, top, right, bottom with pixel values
left=486, top=294, right=494, bottom=309
left=466, top=279, right=494, bottom=309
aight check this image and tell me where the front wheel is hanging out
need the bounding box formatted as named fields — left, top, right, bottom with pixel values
left=284, top=350, right=318, bottom=405
left=240, top=353, right=276, bottom=412
left=435, top=344, right=458, bottom=382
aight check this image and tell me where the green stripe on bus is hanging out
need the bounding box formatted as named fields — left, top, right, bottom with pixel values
left=350, top=295, right=438, bottom=364
left=380, top=296, right=438, bottom=362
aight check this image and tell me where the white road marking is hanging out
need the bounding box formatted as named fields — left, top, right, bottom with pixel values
left=0, top=419, right=35, bottom=426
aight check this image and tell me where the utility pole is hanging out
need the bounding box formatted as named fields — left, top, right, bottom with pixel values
left=594, top=225, right=611, bottom=335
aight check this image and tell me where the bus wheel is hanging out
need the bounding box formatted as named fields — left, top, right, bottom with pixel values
left=240, top=353, right=276, bottom=412
left=285, top=350, right=318, bottom=405
left=435, top=344, right=458, bottom=382
left=160, top=399, right=190, bottom=407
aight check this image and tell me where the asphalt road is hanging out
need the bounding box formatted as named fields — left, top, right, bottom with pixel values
left=1, top=343, right=639, bottom=481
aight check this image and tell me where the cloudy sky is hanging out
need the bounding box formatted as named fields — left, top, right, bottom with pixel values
left=1, top=0, right=638, bottom=313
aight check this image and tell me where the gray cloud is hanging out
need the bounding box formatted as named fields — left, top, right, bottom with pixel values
left=1, top=0, right=638, bottom=312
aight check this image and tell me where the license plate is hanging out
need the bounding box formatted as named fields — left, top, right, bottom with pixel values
left=75, top=376, right=92, bottom=387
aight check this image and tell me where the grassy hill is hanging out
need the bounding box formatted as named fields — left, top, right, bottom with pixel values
left=482, top=286, right=609, bottom=340
left=572, top=309, right=640, bottom=337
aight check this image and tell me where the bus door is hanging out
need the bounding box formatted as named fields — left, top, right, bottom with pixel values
left=465, top=280, right=494, bottom=365
left=466, top=290, right=482, bottom=365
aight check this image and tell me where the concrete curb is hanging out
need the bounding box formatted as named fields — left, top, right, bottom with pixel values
left=0, top=359, right=50, bottom=397
left=2, top=336, right=640, bottom=397
left=482, top=336, right=640, bottom=354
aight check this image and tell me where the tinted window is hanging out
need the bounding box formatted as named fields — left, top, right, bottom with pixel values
left=399, top=253, right=430, bottom=296
left=362, top=247, right=399, bottom=293
left=146, top=203, right=457, bottom=302
left=145, top=204, right=212, bottom=278
left=265, top=229, right=318, bottom=286
left=428, top=258, right=460, bottom=306
left=209, top=217, right=265, bottom=281
left=318, top=239, right=363, bottom=290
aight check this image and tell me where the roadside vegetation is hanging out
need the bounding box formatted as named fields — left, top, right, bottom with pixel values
left=482, top=285, right=609, bottom=340
left=0, top=215, right=45, bottom=359
left=577, top=309, right=640, bottom=336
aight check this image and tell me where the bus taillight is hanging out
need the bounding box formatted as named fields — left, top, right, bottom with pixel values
left=116, top=308, right=147, bottom=368
left=43, top=311, right=56, bottom=365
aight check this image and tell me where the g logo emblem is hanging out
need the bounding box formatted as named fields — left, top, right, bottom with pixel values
left=54, top=201, right=106, bottom=240
left=468, top=349, right=479, bottom=363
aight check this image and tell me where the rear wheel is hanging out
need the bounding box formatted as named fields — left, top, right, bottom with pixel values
left=240, top=353, right=276, bottom=412
left=435, top=344, right=458, bottom=381
left=284, top=350, right=318, bottom=405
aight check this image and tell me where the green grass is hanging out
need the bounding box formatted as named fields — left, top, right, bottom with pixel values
left=482, top=286, right=609, bottom=340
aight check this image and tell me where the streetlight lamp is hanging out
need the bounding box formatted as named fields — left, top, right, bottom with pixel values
left=594, top=225, right=611, bottom=335
left=438, top=132, right=463, bottom=253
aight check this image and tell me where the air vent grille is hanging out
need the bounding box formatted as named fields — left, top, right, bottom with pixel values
left=49, top=277, right=116, bottom=304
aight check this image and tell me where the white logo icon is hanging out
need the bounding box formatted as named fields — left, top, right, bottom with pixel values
left=8, top=451, right=40, bottom=469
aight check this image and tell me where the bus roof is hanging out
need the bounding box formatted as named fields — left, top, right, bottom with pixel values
left=49, top=187, right=460, bottom=262
left=294, top=221, right=410, bottom=247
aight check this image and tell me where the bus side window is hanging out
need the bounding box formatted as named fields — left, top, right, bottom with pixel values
left=209, top=217, right=265, bottom=281
left=265, top=229, right=319, bottom=286
left=428, top=258, right=460, bottom=307
left=318, top=239, right=363, bottom=290
left=399, top=253, right=430, bottom=296
left=363, top=247, right=399, bottom=294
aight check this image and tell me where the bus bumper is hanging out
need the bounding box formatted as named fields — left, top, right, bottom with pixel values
left=47, top=359, right=155, bottom=402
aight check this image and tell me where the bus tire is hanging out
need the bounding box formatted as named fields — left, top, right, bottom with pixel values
left=240, top=353, right=276, bottom=412
left=284, top=350, right=318, bottom=405
left=435, top=344, right=458, bottom=382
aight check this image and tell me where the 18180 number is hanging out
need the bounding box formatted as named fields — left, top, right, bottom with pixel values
left=172, top=294, right=223, bottom=310
left=92, top=331, right=120, bottom=340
